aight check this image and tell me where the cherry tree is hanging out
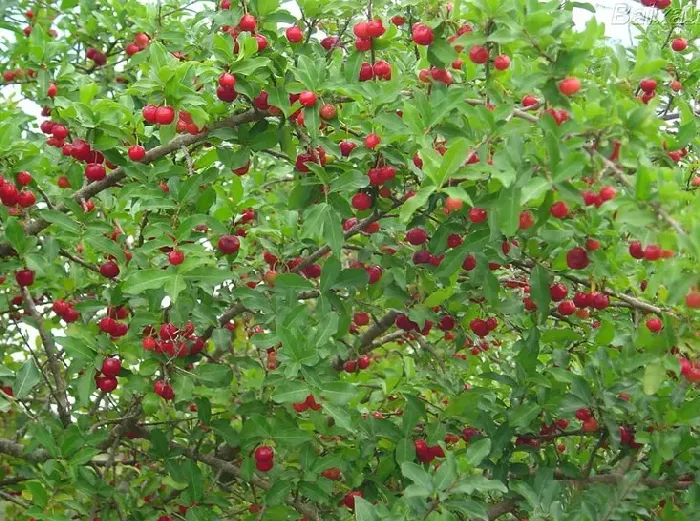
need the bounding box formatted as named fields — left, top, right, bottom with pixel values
left=0, top=0, right=698, bottom=520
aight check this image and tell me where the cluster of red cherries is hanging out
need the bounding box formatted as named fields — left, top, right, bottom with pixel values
left=254, top=445, right=274, bottom=472
left=292, top=394, right=322, bottom=413
left=0, top=172, right=35, bottom=210
left=94, top=357, right=122, bottom=393
left=141, top=322, right=206, bottom=358
left=414, top=438, right=445, bottom=463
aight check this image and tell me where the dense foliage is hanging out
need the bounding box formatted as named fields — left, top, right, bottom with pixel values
left=0, top=0, right=699, bottom=520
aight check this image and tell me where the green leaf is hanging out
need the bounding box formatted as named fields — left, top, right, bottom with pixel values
left=3, top=217, right=25, bottom=252
left=400, top=186, right=435, bottom=222
left=509, top=403, right=542, bottom=429
left=354, top=497, right=380, bottom=521
left=194, top=364, right=233, bottom=388
left=331, top=269, right=369, bottom=290
left=401, top=462, right=433, bottom=493
left=320, top=381, right=356, bottom=404
left=271, top=380, right=309, bottom=403
left=274, top=273, right=315, bottom=291
left=41, top=210, right=81, bottom=234
left=13, top=359, right=41, bottom=399
left=529, top=265, right=551, bottom=321
left=185, top=460, right=204, bottom=502
left=402, top=395, right=425, bottom=435
left=465, top=438, right=491, bottom=466
left=642, top=362, right=664, bottom=395
left=122, top=269, right=173, bottom=293
left=496, top=184, right=521, bottom=236
left=265, top=481, right=293, bottom=506
left=395, top=437, right=415, bottom=464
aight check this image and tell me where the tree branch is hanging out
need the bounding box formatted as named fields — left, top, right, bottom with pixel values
left=358, top=310, right=399, bottom=352
left=20, top=287, right=71, bottom=427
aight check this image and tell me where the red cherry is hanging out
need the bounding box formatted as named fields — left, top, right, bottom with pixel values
left=628, top=241, right=644, bottom=259
left=373, top=60, right=391, bottom=80
left=319, top=104, right=336, bottom=120
left=639, top=78, right=657, bottom=93
left=364, top=133, right=381, bottom=149
left=557, top=301, right=576, bottom=315
left=99, top=261, right=120, bottom=279
left=47, top=83, right=58, bottom=97
left=686, top=290, right=700, bottom=309
left=286, top=26, right=303, bottom=43
left=468, top=207, right=487, bottom=223
left=238, top=14, right=257, bottom=32
left=255, top=34, right=268, bottom=52
left=338, top=141, right=356, bottom=157
left=493, top=55, right=510, bottom=70
left=671, top=38, right=687, bottom=52
left=462, top=254, right=476, bottom=271
left=411, top=23, right=433, bottom=46
left=359, top=62, right=374, bottom=81
left=566, top=247, right=589, bottom=270
left=391, top=16, right=405, bottom=26
left=17, top=190, right=36, bottom=208
left=405, top=228, right=428, bottom=245
left=518, top=211, right=534, bottom=230
left=254, top=445, right=274, bottom=461
left=468, top=45, right=489, bottom=64
left=550, top=201, right=568, bottom=218
left=218, top=72, right=236, bottom=88
left=321, top=467, right=341, bottom=480
left=522, top=95, right=538, bottom=107
left=351, top=192, right=372, bottom=211
left=599, top=186, right=616, bottom=201
left=646, top=317, right=663, bottom=333
left=558, top=77, right=581, bottom=96
left=298, top=90, right=317, bottom=107
left=358, top=355, right=371, bottom=370
left=134, top=32, right=150, bottom=49
left=97, top=376, right=118, bottom=393
left=438, top=316, right=455, bottom=331
left=15, top=269, right=35, bottom=287
left=51, top=125, right=68, bottom=140
left=575, top=408, right=593, bottom=421
left=101, top=357, right=122, bottom=377
left=550, top=283, right=568, bottom=302
left=365, top=266, right=382, bottom=284
left=217, top=235, right=240, bottom=254
left=581, top=418, right=599, bottom=433
left=168, top=250, right=185, bottom=265
left=590, top=292, right=609, bottom=310
left=85, top=163, right=106, bottom=181
left=128, top=145, right=146, bottom=162
left=643, top=244, right=664, bottom=261
left=142, top=104, right=158, bottom=123
left=155, top=106, right=175, bottom=125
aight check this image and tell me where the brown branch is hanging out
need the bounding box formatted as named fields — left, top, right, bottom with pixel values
left=59, top=248, right=100, bottom=273
left=486, top=499, right=517, bottom=520
left=593, top=152, right=686, bottom=236
left=20, top=287, right=71, bottom=427
left=0, top=109, right=266, bottom=258
left=292, top=205, right=398, bottom=274
left=552, top=470, right=693, bottom=490
left=0, top=438, right=49, bottom=463
left=358, top=310, right=399, bottom=352
left=0, top=489, right=29, bottom=508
